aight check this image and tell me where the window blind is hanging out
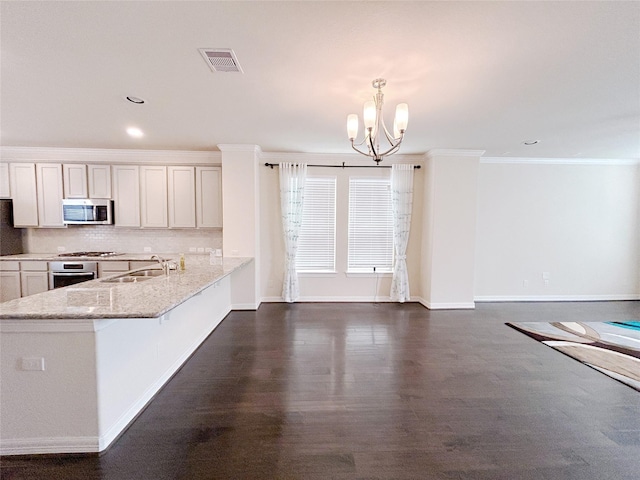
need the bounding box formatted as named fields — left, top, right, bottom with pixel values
left=296, top=177, right=336, bottom=272
left=348, top=177, right=394, bottom=272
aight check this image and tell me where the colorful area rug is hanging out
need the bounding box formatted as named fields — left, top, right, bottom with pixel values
left=507, top=321, right=640, bottom=392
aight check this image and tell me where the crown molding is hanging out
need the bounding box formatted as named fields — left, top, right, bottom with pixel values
left=0, top=146, right=220, bottom=165
left=481, top=156, right=640, bottom=166
left=217, top=144, right=262, bottom=154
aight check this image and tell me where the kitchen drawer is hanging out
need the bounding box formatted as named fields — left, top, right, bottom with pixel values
left=0, top=261, right=20, bottom=271
left=98, top=261, right=130, bottom=278
left=20, top=261, right=48, bottom=272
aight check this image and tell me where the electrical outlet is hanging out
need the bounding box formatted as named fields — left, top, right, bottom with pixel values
left=21, top=357, right=45, bottom=371
left=57, top=246, right=66, bottom=252
left=143, top=246, right=151, bottom=253
left=189, top=247, right=197, bottom=253
left=523, top=279, right=529, bottom=288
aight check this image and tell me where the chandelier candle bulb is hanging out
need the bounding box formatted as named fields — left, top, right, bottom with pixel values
left=395, top=103, right=408, bottom=132
left=347, top=114, right=359, bottom=140
left=363, top=101, right=377, bottom=130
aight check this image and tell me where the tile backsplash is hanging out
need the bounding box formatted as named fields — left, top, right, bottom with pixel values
left=26, top=226, right=222, bottom=254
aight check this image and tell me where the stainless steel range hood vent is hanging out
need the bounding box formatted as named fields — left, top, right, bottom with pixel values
left=199, top=48, right=243, bottom=73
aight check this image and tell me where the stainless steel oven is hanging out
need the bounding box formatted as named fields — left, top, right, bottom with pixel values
left=49, top=261, right=98, bottom=289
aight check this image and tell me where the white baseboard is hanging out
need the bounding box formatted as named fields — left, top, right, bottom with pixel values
left=231, top=302, right=260, bottom=310
left=417, top=298, right=476, bottom=310
left=0, top=436, right=100, bottom=455
left=474, top=294, right=640, bottom=302
left=261, top=296, right=399, bottom=303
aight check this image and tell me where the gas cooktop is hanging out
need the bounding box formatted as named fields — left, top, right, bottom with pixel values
left=58, top=251, right=122, bottom=257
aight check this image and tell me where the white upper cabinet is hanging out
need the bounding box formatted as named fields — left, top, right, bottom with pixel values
left=36, top=163, right=65, bottom=227
left=0, top=163, right=10, bottom=198
left=10, top=163, right=39, bottom=227
left=140, top=166, right=168, bottom=228
left=112, top=165, right=140, bottom=227
left=168, top=166, right=196, bottom=228
left=63, top=164, right=88, bottom=198
left=196, top=166, right=222, bottom=228
left=87, top=164, right=112, bottom=198
left=63, top=164, right=112, bottom=199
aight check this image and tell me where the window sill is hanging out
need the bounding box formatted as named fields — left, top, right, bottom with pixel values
left=346, top=271, right=392, bottom=277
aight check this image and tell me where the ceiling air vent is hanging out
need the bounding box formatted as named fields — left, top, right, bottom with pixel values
left=199, top=48, right=243, bottom=73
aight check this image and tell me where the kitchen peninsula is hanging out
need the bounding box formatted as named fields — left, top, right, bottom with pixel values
left=0, top=255, right=253, bottom=456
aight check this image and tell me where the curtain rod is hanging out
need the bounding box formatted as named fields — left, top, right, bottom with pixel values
left=264, top=162, right=420, bottom=169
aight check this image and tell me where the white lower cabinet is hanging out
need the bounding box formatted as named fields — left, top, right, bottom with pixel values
left=20, top=271, right=49, bottom=297
left=98, top=261, right=130, bottom=278
left=129, top=260, right=156, bottom=270
left=140, top=166, right=168, bottom=228
left=0, top=261, right=21, bottom=302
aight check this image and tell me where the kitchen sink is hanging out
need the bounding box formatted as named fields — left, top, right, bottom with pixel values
left=101, top=268, right=165, bottom=283
left=101, top=275, right=153, bottom=283
left=128, top=268, right=165, bottom=277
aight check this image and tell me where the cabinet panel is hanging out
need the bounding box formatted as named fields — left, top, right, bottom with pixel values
left=63, top=164, right=88, bottom=198
left=20, top=271, right=49, bottom=297
left=168, top=166, right=196, bottom=228
left=98, top=261, right=130, bottom=278
left=196, top=166, right=222, bottom=228
left=88, top=164, right=111, bottom=198
left=0, top=163, right=10, bottom=198
left=0, top=271, right=21, bottom=302
left=9, top=163, right=38, bottom=227
left=129, top=260, right=156, bottom=270
left=20, top=261, right=48, bottom=271
left=112, top=165, right=140, bottom=227
left=140, top=166, right=168, bottom=228
left=36, top=163, right=65, bottom=227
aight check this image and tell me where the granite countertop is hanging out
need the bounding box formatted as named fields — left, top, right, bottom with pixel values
left=0, top=253, right=179, bottom=262
left=0, top=256, right=252, bottom=320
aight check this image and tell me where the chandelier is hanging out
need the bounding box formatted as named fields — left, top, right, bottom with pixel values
left=347, top=78, right=408, bottom=164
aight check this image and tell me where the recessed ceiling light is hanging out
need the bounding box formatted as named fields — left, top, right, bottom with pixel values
left=126, top=96, right=145, bottom=104
left=126, top=127, right=144, bottom=138
left=522, top=140, right=539, bottom=146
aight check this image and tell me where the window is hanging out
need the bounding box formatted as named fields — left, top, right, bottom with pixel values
left=348, top=177, right=394, bottom=272
left=296, top=177, right=336, bottom=272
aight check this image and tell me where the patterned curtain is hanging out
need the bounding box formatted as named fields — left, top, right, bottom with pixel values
left=390, top=164, right=414, bottom=303
left=279, top=163, right=307, bottom=302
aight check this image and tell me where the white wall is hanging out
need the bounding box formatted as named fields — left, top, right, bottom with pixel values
left=260, top=153, right=424, bottom=302
left=475, top=159, right=640, bottom=300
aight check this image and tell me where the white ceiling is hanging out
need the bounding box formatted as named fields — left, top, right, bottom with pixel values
left=1, top=1, right=639, bottom=159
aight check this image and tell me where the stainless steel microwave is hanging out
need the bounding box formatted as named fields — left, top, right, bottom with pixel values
left=62, top=199, right=113, bottom=225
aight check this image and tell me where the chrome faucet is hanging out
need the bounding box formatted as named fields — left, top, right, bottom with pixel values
left=151, top=255, right=169, bottom=275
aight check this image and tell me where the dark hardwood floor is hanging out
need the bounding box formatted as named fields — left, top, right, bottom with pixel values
left=2, top=301, right=639, bottom=479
